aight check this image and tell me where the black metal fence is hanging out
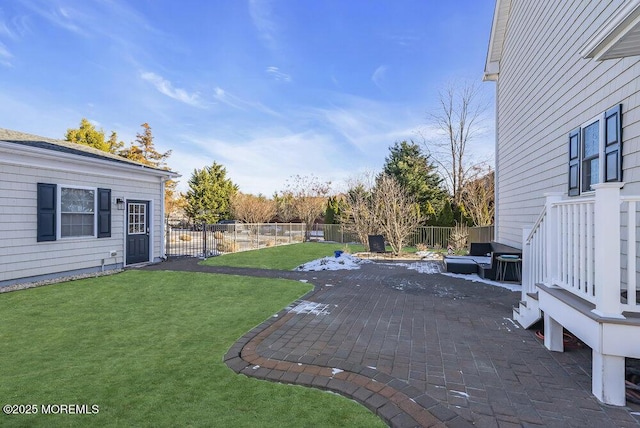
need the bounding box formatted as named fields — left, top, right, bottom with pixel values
left=319, top=224, right=495, bottom=248
left=165, top=221, right=306, bottom=258
left=166, top=221, right=495, bottom=257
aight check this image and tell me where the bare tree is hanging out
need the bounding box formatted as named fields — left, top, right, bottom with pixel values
left=372, top=175, right=424, bottom=255
left=277, top=175, right=330, bottom=240
left=274, top=191, right=296, bottom=222
left=231, top=193, right=277, bottom=224
left=461, top=166, right=494, bottom=226
left=342, top=173, right=424, bottom=255
left=340, top=172, right=378, bottom=250
left=423, top=80, right=489, bottom=206
left=342, top=188, right=376, bottom=251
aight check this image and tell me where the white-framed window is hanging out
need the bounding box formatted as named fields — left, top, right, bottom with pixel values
left=568, top=104, right=622, bottom=196
left=58, top=186, right=97, bottom=238
left=37, top=184, right=111, bottom=242
left=128, top=203, right=147, bottom=234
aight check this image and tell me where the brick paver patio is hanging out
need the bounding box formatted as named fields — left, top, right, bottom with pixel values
left=144, top=258, right=640, bottom=427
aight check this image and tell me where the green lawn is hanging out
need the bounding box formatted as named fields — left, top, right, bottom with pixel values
left=0, top=271, right=384, bottom=427
left=201, top=242, right=365, bottom=270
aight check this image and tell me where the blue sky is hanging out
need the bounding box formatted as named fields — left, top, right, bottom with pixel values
left=0, top=0, right=496, bottom=195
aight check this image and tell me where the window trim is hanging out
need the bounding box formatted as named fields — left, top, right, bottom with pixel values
left=36, top=184, right=112, bottom=242
left=568, top=104, right=622, bottom=196
left=579, top=116, right=602, bottom=194
left=57, top=185, right=98, bottom=239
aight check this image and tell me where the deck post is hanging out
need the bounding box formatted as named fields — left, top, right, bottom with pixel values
left=521, top=226, right=533, bottom=297
left=543, top=312, right=564, bottom=352
left=592, top=183, right=624, bottom=318
left=592, top=350, right=626, bottom=406
left=543, top=193, right=563, bottom=286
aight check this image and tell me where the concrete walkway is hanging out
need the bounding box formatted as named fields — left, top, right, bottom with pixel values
left=143, top=258, right=640, bottom=427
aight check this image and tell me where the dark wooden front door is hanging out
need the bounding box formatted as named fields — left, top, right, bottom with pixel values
left=126, top=201, right=150, bottom=264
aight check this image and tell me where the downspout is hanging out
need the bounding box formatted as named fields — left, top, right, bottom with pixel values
left=494, top=79, right=500, bottom=242
left=160, top=177, right=167, bottom=260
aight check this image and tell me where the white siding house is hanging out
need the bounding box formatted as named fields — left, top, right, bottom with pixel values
left=0, top=128, right=178, bottom=287
left=485, top=0, right=640, bottom=406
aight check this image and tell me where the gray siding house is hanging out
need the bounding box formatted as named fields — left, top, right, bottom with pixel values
left=0, top=128, right=178, bottom=287
left=485, top=0, right=640, bottom=406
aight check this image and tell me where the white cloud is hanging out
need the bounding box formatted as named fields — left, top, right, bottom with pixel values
left=248, top=0, right=279, bottom=50
left=213, top=86, right=282, bottom=117
left=20, top=2, right=89, bottom=36
left=0, top=41, right=13, bottom=67
left=140, top=71, right=203, bottom=107
left=265, top=66, right=291, bottom=82
left=166, top=94, right=424, bottom=196
left=371, top=65, right=387, bottom=88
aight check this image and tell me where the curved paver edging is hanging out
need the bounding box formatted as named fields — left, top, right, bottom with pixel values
left=224, top=288, right=473, bottom=428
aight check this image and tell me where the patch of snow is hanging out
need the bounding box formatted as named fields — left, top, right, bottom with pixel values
left=295, top=253, right=372, bottom=271
left=198, top=250, right=222, bottom=259
left=299, top=279, right=308, bottom=283
left=252, top=365, right=260, bottom=370
left=376, top=261, right=442, bottom=274
left=407, top=261, right=442, bottom=274
left=415, top=250, right=442, bottom=260
left=367, top=366, right=377, bottom=370
left=441, top=272, right=522, bottom=291
left=289, top=300, right=332, bottom=315
left=331, top=368, right=343, bottom=376
left=324, top=284, right=334, bottom=287
left=450, top=390, right=469, bottom=398
left=503, top=318, right=520, bottom=329
left=272, top=314, right=278, bottom=317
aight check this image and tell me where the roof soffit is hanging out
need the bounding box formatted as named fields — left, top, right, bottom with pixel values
left=582, top=0, right=640, bottom=61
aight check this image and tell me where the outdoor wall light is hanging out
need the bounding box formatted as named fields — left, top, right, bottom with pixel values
left=115, top=197, right=125, bottom=210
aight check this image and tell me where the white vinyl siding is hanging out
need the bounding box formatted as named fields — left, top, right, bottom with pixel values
left=0, top=152, right=167, bottom=285
left=494, top=0, right=640, bottom=247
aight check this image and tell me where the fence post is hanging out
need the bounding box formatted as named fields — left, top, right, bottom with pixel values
left=165, top=218, right=170, bottom=258
left=202, top=222, right=207, bottom=258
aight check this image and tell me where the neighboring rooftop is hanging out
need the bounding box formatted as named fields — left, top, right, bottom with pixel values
left=0, top=128, right=177, bottom=175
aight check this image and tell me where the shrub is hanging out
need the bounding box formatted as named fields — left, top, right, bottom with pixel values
left=416, top=243, right=428, bottom=252
left=216, top=241, right=238, bottom=253
left=214, top=231, right=224, bottom=240
left=448, top=223, right=469, bottom=253
left=179, top=234, right=192, bottom=242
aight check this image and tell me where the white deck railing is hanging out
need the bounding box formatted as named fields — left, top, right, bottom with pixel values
left=523, top=183, right=640, bottom=316
left=621, top=196, right=639, bottom=312
left=556, top=199, right=596, bottom=303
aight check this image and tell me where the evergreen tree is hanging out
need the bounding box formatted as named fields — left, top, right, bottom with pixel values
left=184, top=162, right=238, bottom=224
left=65, top=118, right=111, bottom=152
left=120, top=123, right=171, bottom=168
left=107, top=131, right=125, bottom=154
left=437, top=200, right=454, bottom=226
left=382, top=140, right=448, bottom=223
left=324, top=195, right=346, bottom=224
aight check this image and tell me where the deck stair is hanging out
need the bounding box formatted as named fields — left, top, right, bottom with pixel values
left=513, top=291, right=540, bottom=328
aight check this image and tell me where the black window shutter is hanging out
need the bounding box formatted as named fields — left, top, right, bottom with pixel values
left=97, top=188, right=111, bottom=238
left=568, top=128, right=580, bottom=196
left=604, top=104, right=622, bottom=182
left=37, top=183, right=56, bottom=242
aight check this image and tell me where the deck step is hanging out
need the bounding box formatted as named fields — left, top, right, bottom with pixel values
left=527, top=291, right=539, bottom=300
